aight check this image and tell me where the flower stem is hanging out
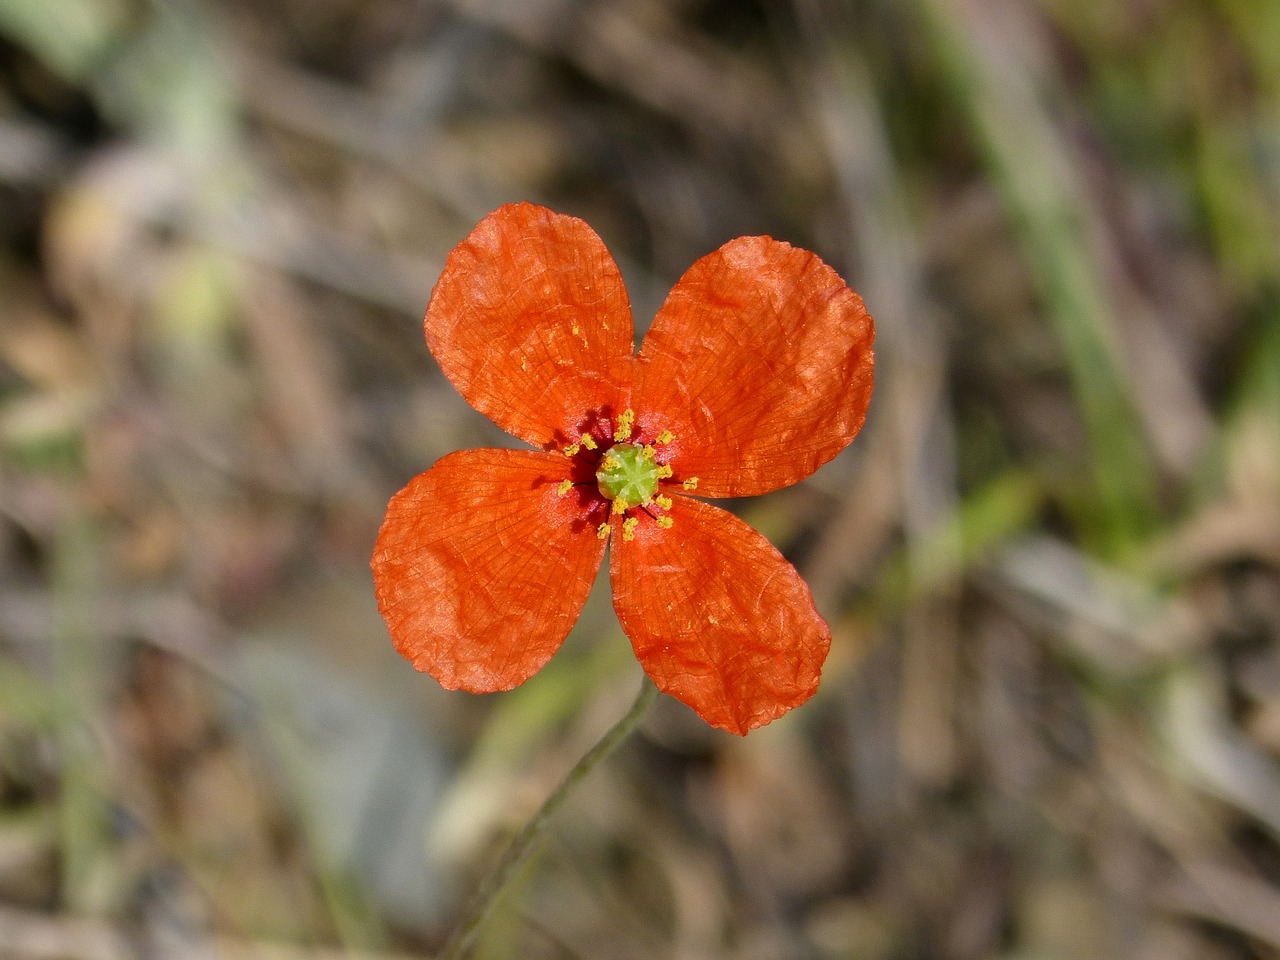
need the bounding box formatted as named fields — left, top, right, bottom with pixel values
left=438, top=673, right=658, bottom=960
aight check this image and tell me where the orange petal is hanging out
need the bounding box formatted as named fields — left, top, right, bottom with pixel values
left=425, top=203, right=634, bottom=450
left=372, top=448, right=607, bottom=692
left=633, top=237, right=874, bottom=496
left=610, top=497, right=830, bottom=734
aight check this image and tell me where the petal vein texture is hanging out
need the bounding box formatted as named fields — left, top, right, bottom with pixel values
left=610, top=496, right=831, bottom=734
left=425, top=203, right=635, bottom=450
left=372, top=448, right=606, bottom=691
left=634, top=236, right=874, bottom=497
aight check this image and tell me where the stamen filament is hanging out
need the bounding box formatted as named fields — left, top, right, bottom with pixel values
left=613, top=408, right=635, bottom=441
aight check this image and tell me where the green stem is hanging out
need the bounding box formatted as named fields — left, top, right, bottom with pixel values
left=438, top=673, right=658, bottom=960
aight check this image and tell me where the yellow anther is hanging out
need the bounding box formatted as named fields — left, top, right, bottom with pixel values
left=656, top=465, right=674, bottom=479
left=656, top=430, right=674, bottom=444
left=556, top=479, right=573, bottom=496
left=682, top=477, right=699, bottom=490
left=656, top=494, right=672, bottom=510
left=611, top=497, right=629, bottom=515
left=622, top=517, right=639, bottom=541
left=656, top=515, right=673, bottom=530
left=580, top=434, right=598, bottom=451
left=600, top=454, right=618, bottom=472
left=563, top=442, right=580, bottom=457
left=641, top=445, right=657, bottom=460
left=613, top=408, right=635, bottom=441
left=596, top=521, right=610, bottom=540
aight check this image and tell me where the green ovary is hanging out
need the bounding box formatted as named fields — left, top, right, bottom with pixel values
left=596, top=442, right=659, bottom=508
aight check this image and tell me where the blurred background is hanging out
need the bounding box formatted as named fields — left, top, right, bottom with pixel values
left=2, top=0, right=1279, bottom=957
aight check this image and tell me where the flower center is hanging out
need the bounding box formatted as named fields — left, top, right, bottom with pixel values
left=596, top=442, right=660, bottom=509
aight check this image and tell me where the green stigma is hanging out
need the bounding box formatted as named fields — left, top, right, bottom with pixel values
left=596, top=443, right=660, bottom=509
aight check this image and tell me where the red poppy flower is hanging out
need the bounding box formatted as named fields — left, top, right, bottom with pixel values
left=372, top=203, right=874, bottom=734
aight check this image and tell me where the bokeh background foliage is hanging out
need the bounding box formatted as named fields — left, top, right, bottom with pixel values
left=2, top=0, right=1280, bottom=956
